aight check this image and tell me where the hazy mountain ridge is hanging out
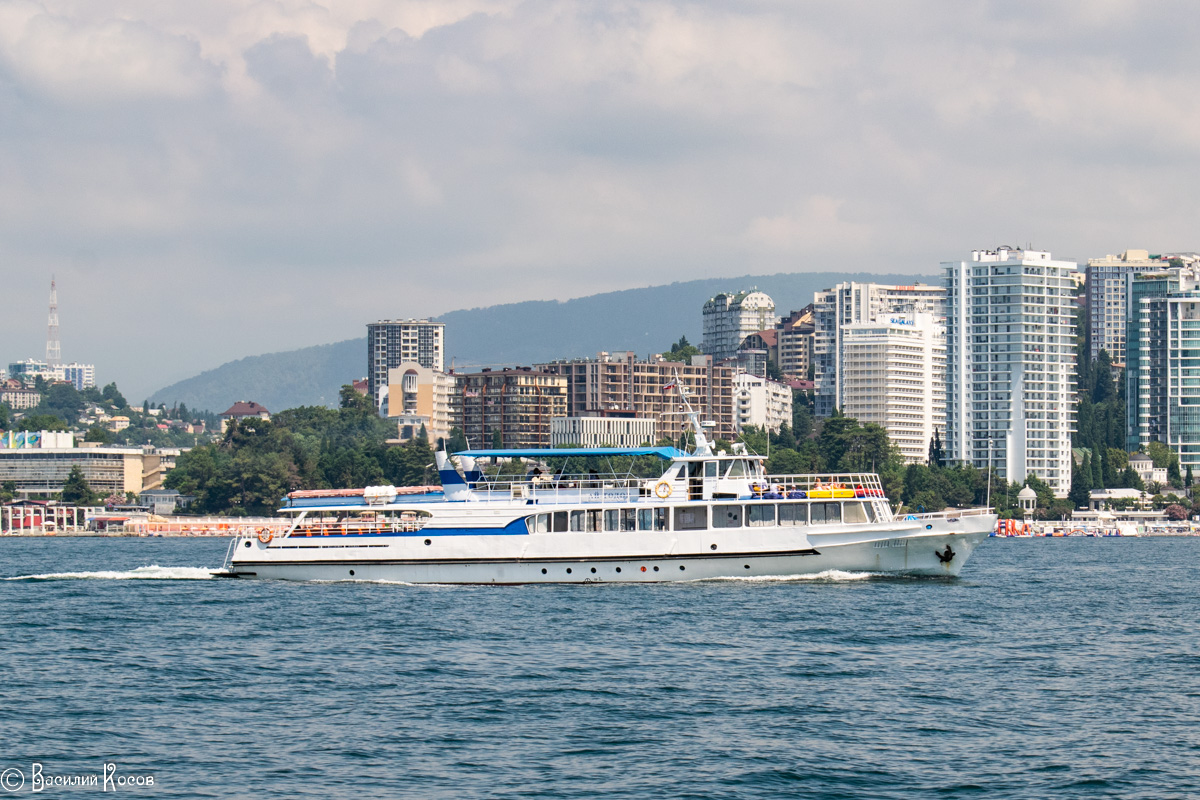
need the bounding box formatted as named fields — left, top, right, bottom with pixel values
left=150, top=271, right=935, bottom=413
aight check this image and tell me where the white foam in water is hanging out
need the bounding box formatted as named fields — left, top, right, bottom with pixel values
left=5, top=565, right=216, bottom=581
left=705, top=569, right=879, bottom=582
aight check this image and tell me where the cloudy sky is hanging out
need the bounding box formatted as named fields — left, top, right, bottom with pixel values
left=2, top=0, right=1198, bottom=400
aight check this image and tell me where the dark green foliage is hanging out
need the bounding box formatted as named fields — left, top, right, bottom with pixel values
left=339, top=384, right=374, bottom=413
left=60, top=465, right=97, bottom=505
left=928, top=429, right=944, bottom=467
left=1092, top=448, right=1105, bottom=490
left=16, top=414, right=68, bottom=432
left=447, top=427, right=469, bottom=454
left=0, top=403, right=7, bottom=429
left=101, top=382, right=127, bottom=409
left=662, top=336, right=701, bottom=363
left=33, top=383, right=85, bottom=426
left=165, top=404, right=420, bottom=515
left=1070, top=455, right=1092, bottom=508
left=84, top=425, right=113, bottom=444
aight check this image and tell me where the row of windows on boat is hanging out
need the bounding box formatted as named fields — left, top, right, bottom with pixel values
left=524, top=500, right=880, bottom=534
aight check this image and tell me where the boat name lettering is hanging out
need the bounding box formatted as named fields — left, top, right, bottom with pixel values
left=583, top=492, right=628, bottom=502
left=872, top=538, right=907, bottom=549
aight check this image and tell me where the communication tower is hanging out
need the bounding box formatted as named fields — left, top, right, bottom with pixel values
left=46, top=276, right=61, bottom=367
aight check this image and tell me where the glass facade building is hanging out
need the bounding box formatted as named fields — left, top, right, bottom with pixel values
left=1126, top=269, right=1200, bottom=469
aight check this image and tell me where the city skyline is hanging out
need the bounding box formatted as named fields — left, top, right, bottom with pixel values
left=2, top=3, right=1198, bottom=400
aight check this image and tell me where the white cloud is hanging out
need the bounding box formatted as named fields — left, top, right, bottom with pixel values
left=2, top=0, right=1200, bottom=399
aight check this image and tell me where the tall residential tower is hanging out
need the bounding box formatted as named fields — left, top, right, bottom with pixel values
left=944, top=248, right=1076, bottom=495
left=366, top=320, right=445, bottom=410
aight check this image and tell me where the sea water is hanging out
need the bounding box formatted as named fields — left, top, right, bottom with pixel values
left=1, top=536, right=1198, bottom=798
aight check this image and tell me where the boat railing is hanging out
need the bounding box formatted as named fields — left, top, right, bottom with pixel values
left=472, top=473, right=647, bottom=501
left=761, top=473, right=887, bottom=497
left=285, top=517, right=429, bottom=537
left=901, top=507, right=994, bottom=521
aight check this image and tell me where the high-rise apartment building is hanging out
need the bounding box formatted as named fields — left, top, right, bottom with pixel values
left=838, top=313, right=945, bottom=463
left=366, top=320, right=445, bottom=409
left=812, top=282, right=946, bottom=417
left=1086, top=249, right=1165, bottom=368
left=1125, top=268, right=1200, bottom=468
left=535, top=352, right=736, bottom=443
left=455, top=368, right=566, bottom=449
left=944, top=248, right=1077, bottom=496
left=701, top=290, right=776, bottom=362
left=776, top=306, right=815, bottom=379
left=733, top=373, right=793, bottom=434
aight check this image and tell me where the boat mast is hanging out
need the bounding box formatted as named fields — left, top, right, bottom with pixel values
left=671, top=372, right=712, bottom=457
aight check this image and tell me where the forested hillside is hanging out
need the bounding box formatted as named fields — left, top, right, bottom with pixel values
left=150, top=271, right=934, bottom=412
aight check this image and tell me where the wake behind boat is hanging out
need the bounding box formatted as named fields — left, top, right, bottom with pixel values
left=219, top=387, right=994, bottom=583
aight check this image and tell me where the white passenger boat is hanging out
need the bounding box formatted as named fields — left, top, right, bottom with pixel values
left=218, top=393, right=994, bottom=583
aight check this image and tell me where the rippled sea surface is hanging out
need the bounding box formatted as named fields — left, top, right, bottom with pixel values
left=2, top=536, right=1199, bottom=798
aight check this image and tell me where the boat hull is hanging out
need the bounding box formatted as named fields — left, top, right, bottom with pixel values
left=223, top=522, right=991, bottom=584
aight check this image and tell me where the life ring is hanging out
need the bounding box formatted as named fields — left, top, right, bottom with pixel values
left=257, top=530, right=273, bottom=544
left=654, top=481, right=672, bottom=499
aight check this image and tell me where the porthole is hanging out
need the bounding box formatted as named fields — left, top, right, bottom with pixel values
left=349, top=570, right=355, bottom=576
left=653, top=566, right=659, bottom=572
left=566, top=568, right=573, bottom=574
left=244, top=541, right=251, bottom=548
left=615, top=567, right=622, bottom=573
left=424, top=538, right=432, bottom=546
left=744, top=564, right=750, bottom=569
left=925, top=524, right=933, bottom=530
left=590, top=567, right=597, bottom=573
left=679, top=565, right=685, bottom=571
left=710, top=544, right=717, bottom=550
left=541, top=568, right=547, bottom=574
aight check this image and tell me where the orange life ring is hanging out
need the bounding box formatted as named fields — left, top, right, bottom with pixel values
left=655, top=481, right=672, bottom=499
left=257, top=530, right=273, bottom=544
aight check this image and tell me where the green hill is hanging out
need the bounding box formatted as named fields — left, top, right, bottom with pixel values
left=150, top=270, right=936, bottom=413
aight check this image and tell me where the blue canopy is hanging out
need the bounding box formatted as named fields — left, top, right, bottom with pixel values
left=454, top=446, right=686, bottom=460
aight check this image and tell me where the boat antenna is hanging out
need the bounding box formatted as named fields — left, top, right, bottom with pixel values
left=668, top=371, right=712, bottom=456
left=986, top=437, right=993, bottom=509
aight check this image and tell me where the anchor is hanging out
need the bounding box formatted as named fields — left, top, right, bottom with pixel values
left=935, top=545, right=955, bottom=564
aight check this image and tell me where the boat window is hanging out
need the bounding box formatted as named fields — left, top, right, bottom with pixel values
left=586, top=510, right=603, bottom=532
left=570, top=510, right=585, bottom=531
left=843, top=502, right=871, bottom=524
left=705, top=461, right=718, bottom=478
left=604, top=509, right=620, bottom=532
left=655, top=508, right=668, bottom=531
left=822, top=503, right=842, bottom=524
left=725, top=460, right=745, bottom=478
left=779, top=503, right=807, bottom=526
left=810, top=503, right=825, bottom=524
left=637, top=508, right=655, bottom=531
left=674, top=506, right=708, bottom=531
left=713, top=504, right=742, bottom=528
left=621, top=508, right=636, bottom=531
left=525, top=513, right=551, bottom=533
left=747, top=504, right=775, bottom=527
left=553, top=511, right=569, bottom=532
